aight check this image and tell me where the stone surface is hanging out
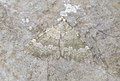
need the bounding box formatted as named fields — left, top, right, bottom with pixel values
left=0, top=0, right=120, bottom=81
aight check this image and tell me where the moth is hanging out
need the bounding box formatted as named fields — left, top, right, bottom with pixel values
left=25, top=18, right=91, bottom=62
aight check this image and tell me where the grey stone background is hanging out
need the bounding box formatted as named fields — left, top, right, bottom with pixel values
left=0, top=0, right=120, bottom=81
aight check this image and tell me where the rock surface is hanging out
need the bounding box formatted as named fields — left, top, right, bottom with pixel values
left=0, top=0, right=120, bottom=81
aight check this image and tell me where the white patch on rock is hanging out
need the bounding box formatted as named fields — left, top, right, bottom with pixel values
left=60, top=3, right=79, bottom=16
left=29, top=26, right=32, bottom=30
left=57, top=17, right=63, bottom=21
left=31, top=39, right=36, bottom=43
left=22, top=18, right=30, bottom=23
left=31, top=39, right=43, bottom=48
left=85, top=46, right=90, bottom=50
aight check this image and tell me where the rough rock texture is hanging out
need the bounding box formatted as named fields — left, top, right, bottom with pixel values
left=0, top=0, right=120, bottom=81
